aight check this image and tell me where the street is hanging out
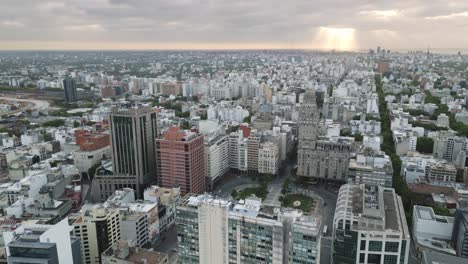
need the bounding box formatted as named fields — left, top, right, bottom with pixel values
left=154, top=225, right=178, bottom=264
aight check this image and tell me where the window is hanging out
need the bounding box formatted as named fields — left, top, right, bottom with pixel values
left=368, top=241, right=382, bottom=251
left=385, top=242, right=399, bottom=253
left=384, top=255, right=398, bottom=264
left=360, top=240, right=366, bottom=250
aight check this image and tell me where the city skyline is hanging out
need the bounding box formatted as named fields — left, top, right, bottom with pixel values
left=1, top=0, right=468, bottom=51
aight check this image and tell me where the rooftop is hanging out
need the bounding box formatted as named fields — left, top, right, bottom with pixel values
left=103, top=240, right=168, bottom=264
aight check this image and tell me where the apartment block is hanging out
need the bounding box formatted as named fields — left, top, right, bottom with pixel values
left=176, top=194, right=322, bottom=264
left=69, top=206, right=121, bottom=264
left=257, top=142, right=280, bottom=175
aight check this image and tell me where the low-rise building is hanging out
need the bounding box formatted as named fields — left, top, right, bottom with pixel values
left=347, top=151, right=393, bottom=187
left=101, top=240, right=168, bottom=264
left=412, top=205, right=455, bottom=257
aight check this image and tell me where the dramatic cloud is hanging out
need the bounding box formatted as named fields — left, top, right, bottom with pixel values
left=0, top=0, right=467, bottom=50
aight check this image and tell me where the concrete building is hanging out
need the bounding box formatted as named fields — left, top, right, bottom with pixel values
left=393, top=130, right=417, bottom=156
left=70, top=206, right=121, bottom=264
left=299, top=136, right=354, bottom=182
left=247, top=131, right=261, bottom=173
left=101, top=240, right=168, bottom=264
left=95, top=104, right=158, bottom=201
left=412, top=205, right=455, bottom=257
left=204, top=133, right=229, bottom=190
left=347, top=151, right=393, bottom=187
left=433, top=136, right=468, bottom=164
left=156, top=126, right=205, bottom=195
left=422, top=251, right=467, bottom=264
left=257, top=142, right=280, bottom=175
left=120, top=212, right=148, bottom=248
left=228, top=130, right=248, bottom=172
left=452, top=209, right=468, bottom=258
left=437, top=114, right=450, bottom=128
left=427, top=161, right=457, bottom=183
left=333, top=184, right=410, bottom=264
left=4, top=218, right=81, bottom=264
left=63, top=77, right=77, bottom=103
left=297, top=89, right=320, bottom=177
left=176, top=194, right=322, bottom=264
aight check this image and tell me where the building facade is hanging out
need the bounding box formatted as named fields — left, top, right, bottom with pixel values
left=156, top=126, right=205, bottom=195
left=95, top=104, right=158, bottom=201
left=63, top=77, right=77, bottom=103
left=257, top=142, right=280, bottom=175
left=333, top=184, right=410, bottom=264
left=176, top=194, right=321, bottom=264
left=70, top=206, right=121, bottom=264
left=297, top=90, right=320, bottom=178
left=452, top=209, right=468, bottom=258
left=204, top=133, right=229, bottom=190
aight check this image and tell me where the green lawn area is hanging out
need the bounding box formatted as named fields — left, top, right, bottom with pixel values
left=282, top=194, right=315, bottom=212
left=235, top=186, right=268, bottom=200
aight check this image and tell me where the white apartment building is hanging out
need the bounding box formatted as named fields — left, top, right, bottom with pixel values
left=205, top=133, right=230, bottom=189
left=73, top=145, right=111, bottom=173
left=349, top=120, right=382, bottom=135
left=70, top=206, right=121, bottom=264
left=412, top=205, right=455, bottom=257
left=228, top=131, right=248, bottom=171
left=258, top=142, right=280, bottom=175
left=393, top=130, right=417, bottom=156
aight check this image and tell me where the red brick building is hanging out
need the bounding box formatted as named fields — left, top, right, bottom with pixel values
left=156, top=126, right=205, bottom=195
left=377, top=60, right=390, bottom=74
left=75, top=129, right=110, bottom=151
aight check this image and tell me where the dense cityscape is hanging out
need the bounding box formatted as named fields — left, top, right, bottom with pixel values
left=0, top=48, right=466, bottom=264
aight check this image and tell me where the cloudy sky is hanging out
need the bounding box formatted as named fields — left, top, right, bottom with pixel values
left=0, top=0, right=467, bottom=51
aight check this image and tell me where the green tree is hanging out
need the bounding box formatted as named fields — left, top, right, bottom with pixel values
left=243, top=116, right=251, bottom=124
left=42, top=119, right=65, bottom=127
left=354, top=133, right=363, bottom=142
left=416, top=137, right=434, bottom=154
left=73, top=121, right=80, bottom=128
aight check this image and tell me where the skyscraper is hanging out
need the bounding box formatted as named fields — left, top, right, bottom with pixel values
left=297, top=89, right=320, bottom=177
left=63, top=77, right=77, bottom=103
left=156, top=126, right=205, bottom=195
left=94, top=104, right=157, bottom=201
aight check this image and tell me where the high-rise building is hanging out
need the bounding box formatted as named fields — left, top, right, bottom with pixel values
left=247, top=131, right=262, bottom=173
left=156, top=126, right=205, bottom=195
left=69, top=206, right=121, bottom=264
left=452, top=209, right=468, bottom=258
left=63, top=77, right=77, bottom=103
left=297, top=89, right=321, bottom=178
left=433, top=135, right=468, bottom=164
left=204, top=132, right=230, bottom=190
left=332, top=184, right=410, bottom=264
left=257, top=142, right=280, bottom=175
left=94, top=104, right=158, bottom=201
left=4, top=218, right=82, bottom=264
left=176, top=194, right=322, bottom=264
left=299, top=136, right=354, bottom=182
